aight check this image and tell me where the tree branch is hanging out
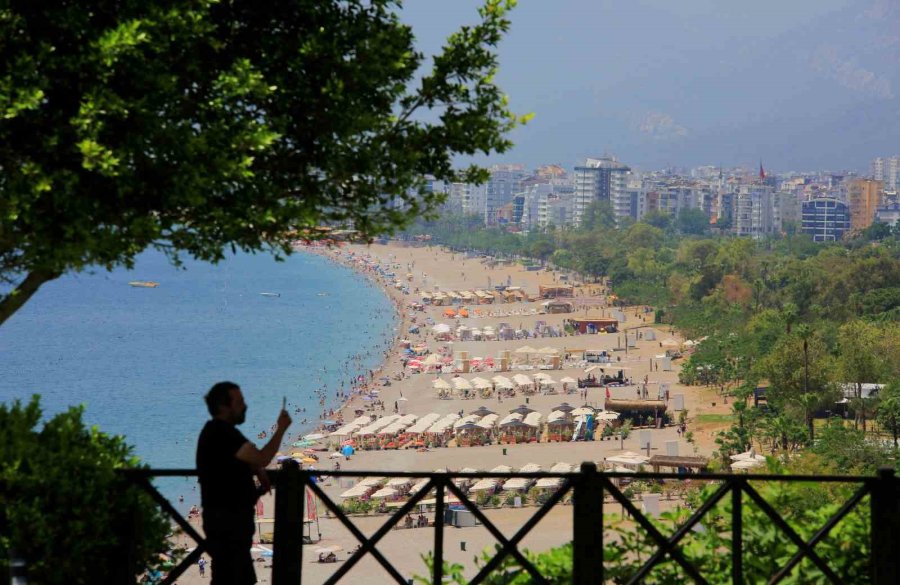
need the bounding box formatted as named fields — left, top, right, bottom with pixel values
left=0, top=268, right=58, bottom=327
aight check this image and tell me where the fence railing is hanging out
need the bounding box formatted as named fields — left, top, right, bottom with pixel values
left=120, top=464, right=900, bottom=584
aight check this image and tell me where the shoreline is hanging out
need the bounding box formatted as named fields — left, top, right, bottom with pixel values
left=290, top=244, right=410, bottom=442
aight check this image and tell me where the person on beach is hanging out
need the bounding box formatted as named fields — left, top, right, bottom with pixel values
left=197, top=382, right=291, bottom=585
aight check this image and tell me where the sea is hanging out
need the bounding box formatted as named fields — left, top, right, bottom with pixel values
left=0, top=248, right=396, bottom=506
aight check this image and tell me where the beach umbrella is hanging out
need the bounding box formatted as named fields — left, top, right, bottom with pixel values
left=572, top=407, right=595, bottom=416
left=595, top=411, right=620, bottom=421
left=509, top=404, right=535, bottom=416
left=512, top=374, right=533, bottom=387
left=433, top=379, right=452, bottom=390
left=560, top=377, right=578, bottom=385
left=341, top=445, right=355, bottom=456
left=470, top=377, right=493, bottom=390
left=536, top=346, right=559, bottom=355
left=453, top=378, right=473, bottom=391
left=552, top=402, right=575, bottom=413
left=328, top=452, right=343, bottom=459
left=432, top=323, right=451, bottom=334
left=422, top=354, right=443, bottom=367
left=301, top=457, right=317, bottom=464
left=515, top=345, right=537, bottom=355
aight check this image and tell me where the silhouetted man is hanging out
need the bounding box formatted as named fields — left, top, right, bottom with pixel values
left=197, top=382, right=291, bottom=584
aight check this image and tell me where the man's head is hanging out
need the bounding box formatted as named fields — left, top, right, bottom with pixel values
left=205, top=381, right=247, bottom=425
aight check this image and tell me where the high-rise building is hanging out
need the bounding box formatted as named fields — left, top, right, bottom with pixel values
left=572, top=157, right=630, bottom=227
left=484, top=164, right=527, bottom=225
left=846, top=178, right=883, bottom=231
left=733, top=184, right=775, bottom=238
left=447, top=182, right=486, bottom=217
left=872, top=157, right=900, bottom=191
left=801, top=198, right=850, bottom=242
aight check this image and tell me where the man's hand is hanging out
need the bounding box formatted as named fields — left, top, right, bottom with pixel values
left=277, top=409, right=292, bottom=432
left=257, top=468, right=272, bottom=494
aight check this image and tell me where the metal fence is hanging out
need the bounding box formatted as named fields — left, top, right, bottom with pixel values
left=120, top=464, right=900, bottom=585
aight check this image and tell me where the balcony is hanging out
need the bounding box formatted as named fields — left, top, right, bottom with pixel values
left=116, top=464, right=900, bottom=584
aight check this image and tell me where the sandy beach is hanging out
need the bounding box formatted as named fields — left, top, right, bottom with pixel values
left=172, top=241, right=730, bottom=584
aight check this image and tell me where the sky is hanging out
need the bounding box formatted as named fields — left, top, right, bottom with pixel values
left=401, top=0, right=900, bottom=173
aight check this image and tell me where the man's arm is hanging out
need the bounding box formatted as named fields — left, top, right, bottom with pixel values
left=236, top=410, right=292, bottom=468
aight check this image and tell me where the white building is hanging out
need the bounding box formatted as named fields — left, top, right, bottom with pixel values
left=872, top=157, right=900, bottom=191
left=572, top=156, right=630, bottom=227
left=447, top=182, right=486, bottom=217
left=733, top=183, right=775, bottom=238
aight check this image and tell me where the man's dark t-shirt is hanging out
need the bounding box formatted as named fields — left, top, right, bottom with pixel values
left=196, top=419, right=256, bottom=512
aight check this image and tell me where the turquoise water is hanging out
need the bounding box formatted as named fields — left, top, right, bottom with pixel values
left=0, top=249, right=395, bottom=502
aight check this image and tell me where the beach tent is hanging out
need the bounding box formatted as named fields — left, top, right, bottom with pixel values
left=469, top=465, right=512, bottom=492
left=453, top=414, right=481, bottom=429
left=498, top=412, right=523, bottom=426
left=406, top=413, right=442, bottom=434
left=470, top=377, right=493, bottom=390
left=547, top=410, right=568, bottom=424
left=370, top=487, right=398, bottom=499
left=357, top=476, right=385, bottom=488
left=512, top=374, right=533, bottom=387
left=605, top=452, right=650, bottom=467
left=453, top=377, right=473, bottom=391
left=514, top=346, right=537, bottom=357
left=386, top=477, right=412, bottom=488
left=536, top=462, right=572, bottom=489
left=523, top=412, right=543, bottom=427
left=469, top=406, right=497, bottom=417
left=503, top=463, right=542, bottom=491
left=509, top=404, right=535, bottom=416
left=477, top=414, right=499, bottom=429
left=492, top=376, right=514, bottom=390
left=340, top=484, right=372, bottom=499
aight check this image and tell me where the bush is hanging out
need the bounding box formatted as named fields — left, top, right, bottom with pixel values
left=0, top=396, right=169, bottom=583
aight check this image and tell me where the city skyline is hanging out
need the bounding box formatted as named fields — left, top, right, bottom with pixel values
left=404, top=0, right=900, bottom=172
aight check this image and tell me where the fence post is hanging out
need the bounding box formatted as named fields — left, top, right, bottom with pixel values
left=872, top=467, right=900, bottom=585
left=273, top=462, right=303, bottom=585
left=573, top=461, right=603, bottom=585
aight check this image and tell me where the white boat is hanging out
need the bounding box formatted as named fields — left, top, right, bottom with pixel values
left=259, top=292, right=280, bottom=297
left=128, top=281, right=159, bottom=288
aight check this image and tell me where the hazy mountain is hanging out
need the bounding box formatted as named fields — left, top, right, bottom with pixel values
left=404, top=0, right=899, bottom=171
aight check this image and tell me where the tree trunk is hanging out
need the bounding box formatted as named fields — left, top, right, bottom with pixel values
left=0, top=269, right=58, bottom=327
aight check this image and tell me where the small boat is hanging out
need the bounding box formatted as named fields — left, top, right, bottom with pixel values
left=259, top=292, right=281, bottom=297
left=317, top=292, right=328, bottom=296
left=128, top=281, right=159, bottom=288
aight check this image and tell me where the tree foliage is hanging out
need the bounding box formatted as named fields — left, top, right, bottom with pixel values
left=0, top=0, right=524, bottom=325
left=0, top=396, right=169, bottom=583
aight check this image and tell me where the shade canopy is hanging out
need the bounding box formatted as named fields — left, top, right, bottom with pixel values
left=432, top=379, right=452, bottom=390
